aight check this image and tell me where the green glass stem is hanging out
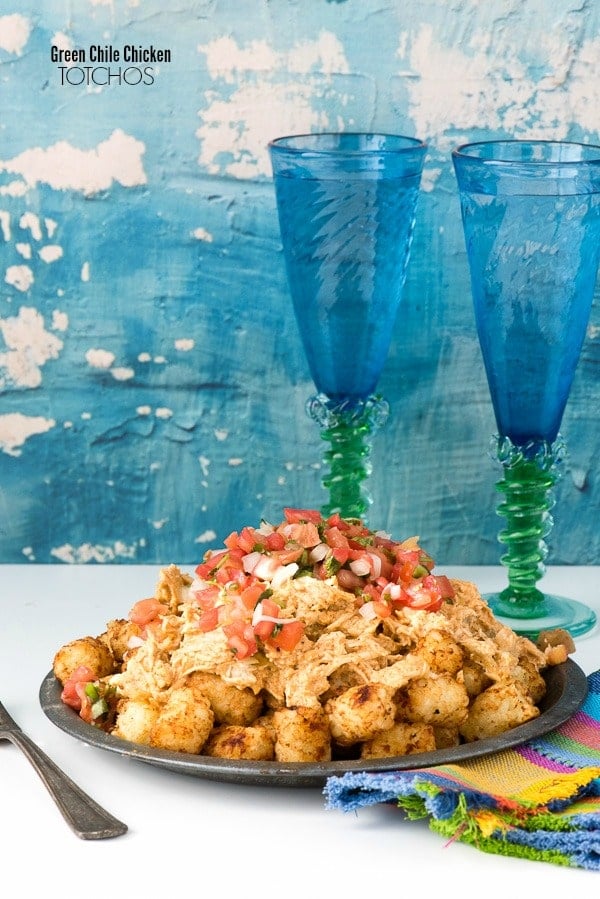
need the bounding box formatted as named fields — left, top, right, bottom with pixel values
left=307, top=393, right=389, bottom=520
left=491, top=436, right=566, bottom=619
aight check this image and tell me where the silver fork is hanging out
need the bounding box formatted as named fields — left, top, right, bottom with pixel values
left=0, top=699, right=127, bottom=839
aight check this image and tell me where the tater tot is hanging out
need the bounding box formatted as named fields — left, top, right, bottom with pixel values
left=459, top=681, right=540, bottom=742
left=414, top=630, right=463, bottom=676
left=400, top=675, right=469, bottom=727
left=150, top=687, right=214, bottom=753
left=186, top=671, right=263, bottom=725
left=326, top=684, right=395, bottom=746
left=112, top=697, right=160, bottom=745
left=272, top=706, right=331, bottom=762
left=102, top=618, right=141, bottom=662
left=361, top=722, right=436, bottom=759
left=203, top=725, right=275, bottom=760
left=53, top=636, right=115, bottom=685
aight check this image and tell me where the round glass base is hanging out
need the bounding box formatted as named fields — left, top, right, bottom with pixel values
left=484, top=592, right=597, bottom=641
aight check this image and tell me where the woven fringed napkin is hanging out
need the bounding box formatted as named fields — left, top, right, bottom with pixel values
left=324, top=670, right=600, bottom=870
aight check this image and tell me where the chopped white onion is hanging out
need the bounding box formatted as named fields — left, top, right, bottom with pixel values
left=367, top=552, right=382, bottom=578
left=308, top=543, right=328, bottom=563
left=127, top=635, right=145, bottom=649
left=242, top=551, right=262, bottom=574
left=350, top=557, right=371, bottom=577
left=382, top=583, right=401, bottom=600
left=358, top=601, right=378, bottom=620
left=253, top=555, right=282, bottom=580
left=271, top=562, right=299, bottom=588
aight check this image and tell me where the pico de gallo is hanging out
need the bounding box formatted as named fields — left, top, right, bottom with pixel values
left=168, top=508, right=455, bottom=662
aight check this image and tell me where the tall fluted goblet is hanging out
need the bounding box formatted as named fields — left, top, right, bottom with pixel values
left=269, top=133, right=426, bottom=520
left=453, top=139, right=600, bottom=638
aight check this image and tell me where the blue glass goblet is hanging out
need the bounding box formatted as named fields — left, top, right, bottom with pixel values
left=453, top=139, right=600, bottom=638
left=269, top=133, right=426, bottom=519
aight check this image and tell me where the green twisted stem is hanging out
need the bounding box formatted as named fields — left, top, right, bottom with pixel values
left=491, top=435, right=566, bottom=619
left=307, top=393, right=389, bottom=520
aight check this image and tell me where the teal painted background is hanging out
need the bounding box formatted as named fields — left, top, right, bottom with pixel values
left=0, top=1, right=598, bottom=565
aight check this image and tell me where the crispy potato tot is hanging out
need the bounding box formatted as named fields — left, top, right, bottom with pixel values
left=101, top=618, right=141, bottom=662
left=112, top=697, right=160, bottom=745
left=462, top=661, right=493, bottom=698
left=460, top=681, right=540, bottom=742
left=361, top=722, right=436, bottom=759
left=53, top=636, right=115, bottom=685
left=414, top=629, right=463, bottom=676
left=326, top=684, right=395, bottom=746
left=203, top=725, right=274, bottom=760
left=399, top=675, right=469, bottom=727
left=433, top=725, right=461, bottom=749
left=150, top=687, right=213, bottom=753
left=185, top=671, right=263, bottom=725
left=272, top=706, right=331, bottom=762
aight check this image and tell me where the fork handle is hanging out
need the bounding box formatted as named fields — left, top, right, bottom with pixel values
left=5, top=729, right=127, bottom=839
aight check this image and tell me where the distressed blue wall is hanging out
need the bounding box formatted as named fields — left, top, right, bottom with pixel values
left=0, top=1, right=599, bottom=565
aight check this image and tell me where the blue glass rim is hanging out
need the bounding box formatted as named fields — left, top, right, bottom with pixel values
left=452, top=139, right=600, bottom=167
left=268, top=132, right=426, bottom=157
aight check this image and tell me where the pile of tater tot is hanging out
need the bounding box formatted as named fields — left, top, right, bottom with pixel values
left=53, top=511, right=574, bottom=763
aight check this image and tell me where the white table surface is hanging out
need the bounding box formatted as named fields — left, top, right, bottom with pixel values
left=1, top=564, right=599, bottom=897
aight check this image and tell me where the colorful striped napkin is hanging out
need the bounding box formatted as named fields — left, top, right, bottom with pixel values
left=324, top=670, right=600, bottom=870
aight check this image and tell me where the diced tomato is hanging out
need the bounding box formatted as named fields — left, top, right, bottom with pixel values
left=285, top=521, right=321, bottom=548
left=267, top=620, right=304, bottom=651
left=283, top=508, right=323, bottom=525
left=61, top=665, right=95, bottom=711
left=372, top=600, right=392, bottom=618
left=128, top=597, right=169, bottom=626
left=264, top=531, right=286, bottom=551
left=434, top=575, right=455, bottom=599
left=193, top=585, right=220, bottom=610
left=273, top=546, right=305, bottom=565
left=237, top=526, right=260, bottom=553
left=223, top=621, right=257, bottom=659
left=197, top=606, right=220, bottom=632
left=240, top=581, right=264, bottom=610
left=195, top=549, right=228, bottom=579
left=324, top=527, right=350, bottom=565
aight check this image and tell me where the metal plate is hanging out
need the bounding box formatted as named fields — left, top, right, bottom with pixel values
left=40, top=659, right=587, bottom=788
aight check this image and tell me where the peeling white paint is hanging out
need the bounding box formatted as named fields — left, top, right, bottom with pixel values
left=45, top=218, right=58, bottom=238
left=137, top=405, right=152, bottom=415
left=138, top=352, right=152, bottom=362
left=20, top=212, right=42, bottom=241
left=151, top=519, right=169, bottom=529
left=0, top=130, right=147, bottom=197
left=5, top=265, right=34, bottom=292
left=197, top=32, right=350, bottom=178
left=51, top=310, right=68, bottom=331
left=198, top=455, right=210, bottom=477
left=174, top=338, right=194, bottom=351
left=0, top=412, right=55, bottom=457
left=15, top=243, right=31, bottom=259
left=400, top=25, right=600, bottom=149
left=39, top=245, right=63, bottom=263
left=50, top=541, right=140, bottom=563
left=81, top=261, right=90, bottom=281
left=191, top=227, right=213, bottom=242
left=0, top=306, right=63, bottom=389
left=155, top=407, right=173, bottom=419
left=0, top=211, right=10, bottom=241
left=110, top=366, right=135, bottom=380
left=214, top=428, right=228, bottom=441
left=85, top=348, right=115, bottom=369
left=0, top=14, right=31, bottom=56
left=228, top=457, right=243, bottom=466
left=195, top=529, right=217, bottom=544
